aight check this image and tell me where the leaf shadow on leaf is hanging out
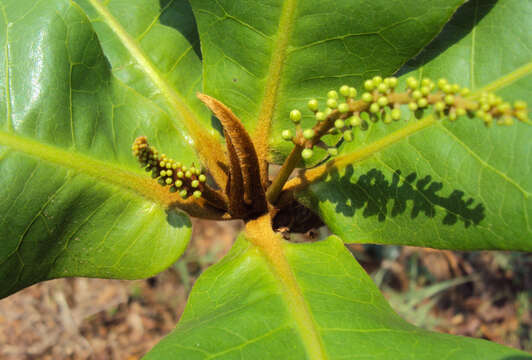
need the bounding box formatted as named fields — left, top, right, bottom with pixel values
left=165, top=209, right=191, bottom=228
left=158, top=0, right=201, bottom=58
left=396, top=0, right=497, bottom=76
left=318, top=165, right=485, bottom=228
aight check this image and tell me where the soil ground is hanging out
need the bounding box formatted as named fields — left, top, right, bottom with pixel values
left=0, top=220, right=530, bottom=359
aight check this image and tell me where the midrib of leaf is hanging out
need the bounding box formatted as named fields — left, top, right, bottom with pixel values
left=0, top=130, right=207, bottom=214
left=86, top=0, right=228, bottom=186
left=245, top=215, right=328, bottom=360
left=283, top=63, right=532, bottom=193
left=253, top=0, right=297, bottom=177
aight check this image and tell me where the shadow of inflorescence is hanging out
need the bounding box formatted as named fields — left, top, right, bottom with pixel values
left=324, top=166, right=485, bottom=228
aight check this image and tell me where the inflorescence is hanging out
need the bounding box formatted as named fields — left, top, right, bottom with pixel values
left=282, top=76, right=528, bottom=160
left=132, top=136, right=206, bottom=199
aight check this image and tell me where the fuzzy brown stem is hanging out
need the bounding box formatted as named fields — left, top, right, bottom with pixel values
left=201, top=185, right=229, bottom=211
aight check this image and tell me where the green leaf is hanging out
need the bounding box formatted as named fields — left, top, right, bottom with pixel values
left=190, top=0, right=466, bottom=164
left=145, top=232, right=528, bottom=359
left=299, top=0, right=532, bottom=251
left=0, top=0, right=203, bottom=297
left=73, top=0, right=228, bottom=186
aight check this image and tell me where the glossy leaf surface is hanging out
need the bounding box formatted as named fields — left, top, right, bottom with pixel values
left=145, top=233, right=528, bottom=359
left=0, top=0, right=202, bottom=297
left=299, top=0, right=532, bottom=251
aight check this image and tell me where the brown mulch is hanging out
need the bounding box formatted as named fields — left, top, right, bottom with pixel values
left=0, top=220, right=530, bottom=359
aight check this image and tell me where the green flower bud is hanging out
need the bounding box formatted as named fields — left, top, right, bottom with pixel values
left=175, top=180, right=183, bottom=188
left=385, top=77, right=398, bottom=88
left=406, top=77, right=419, bottom=89
left=290, top=109, right=302, bottom=123
left=349, top=87, right=358, bottom=98
left=158, top=178, right=166, bottom=186
left=195, top=168, right=202, bottom=175
left=408, top=102, right=418, bottom=111
left=177, top=171, right=184, bottom=178
left=502, top=116, right=514, bottom=126
left=372, top=76, right=383, bottom=85
left=497, top=102, right=511, bottom=113
left=169, top=186, right=178, bottom=193
left=377, top=96, right=388, bottom=107
left=456, top=108, right=466, bottom=116
left=171, top=163, right=178, bottom=170
left=448, top=111, right=457, bottom=121
left=182, top=166, right=187, bottom=171
left=515, top=110, right=528, bottom=122
left=315, top=111, right=326, bottom=121
left=451, top=84, right=460, bottom=93
left=442, top=84, right=453, bottom=94
left=350, top=115, right=362, bottom=127
left=417, top=98, right=428, bottom=108
left=412, top=90, right=422, bottom=100
left=362, top=92, right=373, bottom=103
left=185, top=170, right=192, bottom=178
left=514, top=100, right=527, bottom=110
left=159, top=161, right=166, bottom=167
left=303, top=129, right=315, bottom=139
left=326, top=98, right=338, bottom=109
left=327, top=90, right=339, bottom=99
left=166, top=163, right=172, bottom=169
left=437, top=78, right=448, bottom=90
left=377, top=83, right=388, bottom=93
left=160, top=170, right=166, bottom=177
left=193, top=190, right=202, bottom=199
left=334, top=119, right=345, bottom=129
left=328, top=148, right=338, bottom=156
left=176, top=162, right=182, bottom=168
left=307, top=99, right=319, bottom=111
left=191, top=180, right=199, bottom=188
left=444, top=94, right=455, bottom=105
left=339, top=85, right=350, bottom=97
left=179, top=189, right=188, bottom=198
left=343, top=130, right=353, bottom=142
left=165, top=177, right=173, bottom=185
left=364, top=79, right=375, bottom=91
left=435, top=101, right=446, bottom=112
left=338, top=103, right=350, bottom=113
left=369, top=103, right=380, bottom=113
left=199, top=174, right=207, bottom=183
left=391, top=108, right=401, bottom=121
left=151, top=172, right=158, bottom=179
left=421, top=78, right=432, bottom=87
left=281, top=129, right=293, bottom=140
left=301, top=148, right=313, bottom=159
left=420, top=86, right=431, bottom=96
left=460, top=88, right=470, bottom=96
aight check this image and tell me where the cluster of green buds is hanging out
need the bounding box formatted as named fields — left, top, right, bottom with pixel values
left=282, top=75, right=528, bottom=161
left=132, top=136, right=206, bottom=199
